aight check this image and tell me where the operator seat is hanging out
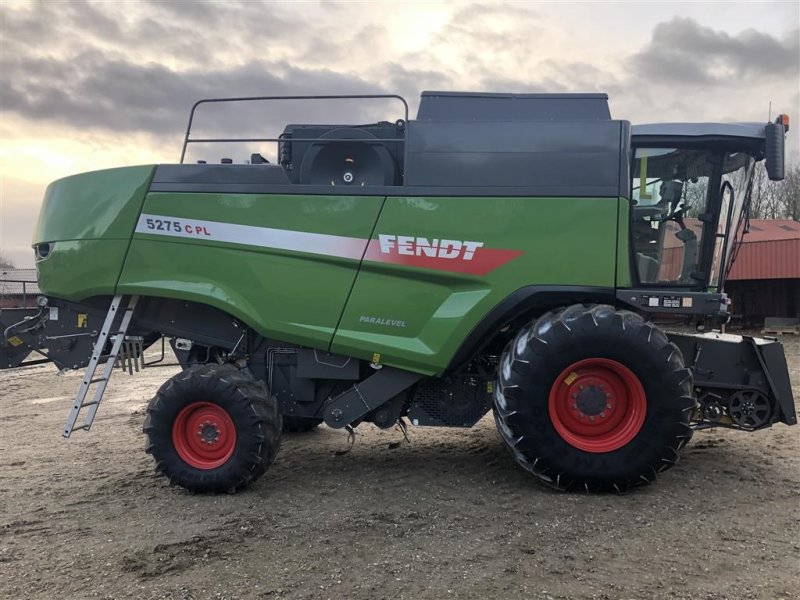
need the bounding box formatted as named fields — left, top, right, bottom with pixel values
left=637, top=253, right=660, bottom=282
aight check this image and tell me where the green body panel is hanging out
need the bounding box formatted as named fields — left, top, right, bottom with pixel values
left=33, top=166, right=155, bottom=300
left=36, top=240, right=131, bottom=299
left=331, top=196, right=621, bottom=374
left=33, top=166, right=625, bottom=374
left=34, top=166, right=155, bottom=243
left=117, top=193, right=384, bottom=348
left=615, top=198, right=632, bottom=288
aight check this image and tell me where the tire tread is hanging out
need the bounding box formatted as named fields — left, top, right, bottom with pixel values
left=494, top=303, right=695, bottom=493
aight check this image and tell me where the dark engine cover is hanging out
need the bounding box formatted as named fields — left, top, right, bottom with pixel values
left=279, top=121, right=404, bottom=185
left=408, top=375, right=492, bottom=427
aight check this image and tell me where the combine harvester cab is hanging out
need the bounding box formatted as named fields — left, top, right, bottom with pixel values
left=1, top=92, right=794, bottom=494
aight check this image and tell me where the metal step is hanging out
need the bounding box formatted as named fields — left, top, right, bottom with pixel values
left=62, top=295, right=139, bottom=437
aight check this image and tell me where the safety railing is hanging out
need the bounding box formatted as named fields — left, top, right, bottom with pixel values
left=0, top=278, right=40, bottom=308
left=179, top=94, right=410, bottom=165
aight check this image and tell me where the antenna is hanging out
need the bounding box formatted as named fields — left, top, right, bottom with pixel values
left=768, top=101, right=772, bottom=122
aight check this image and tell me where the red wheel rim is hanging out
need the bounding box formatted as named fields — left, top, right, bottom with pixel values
left=548, top=358, right=646, bottom=453
left=172, top=402, right=236, bottom=469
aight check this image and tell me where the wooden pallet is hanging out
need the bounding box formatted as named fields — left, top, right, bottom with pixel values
left=762, top=317, right=800, bottom=335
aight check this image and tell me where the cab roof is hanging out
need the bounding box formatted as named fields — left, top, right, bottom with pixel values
left=632, top=122, right=768, bottom=140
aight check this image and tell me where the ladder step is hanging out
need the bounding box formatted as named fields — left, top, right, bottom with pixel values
left=62, top=294, right=139, bottom=437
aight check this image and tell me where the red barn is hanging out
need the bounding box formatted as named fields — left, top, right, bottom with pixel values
left=725, top=219, right=800, bottom=325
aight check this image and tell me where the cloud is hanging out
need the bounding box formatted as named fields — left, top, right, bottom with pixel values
left=631, top=17, right=799, bottom=84
left=1, top=2, right=797, bottom=138
left=0, top=1, right=408, bottom=141
left=1, top=52, right=389, bottom=139
left=0, top=0, right=298, bottom=66
left=0, top=2, right=534, bottom=139
left=0, top=177, right=43, bottom=267
left=380, top=64, right=453, bottom=107
left=401, top=3, right=550, bottom=88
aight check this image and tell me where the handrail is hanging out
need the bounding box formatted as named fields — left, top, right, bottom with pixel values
left=180, top=94, right=410, bottom=163
left=186, top=137, right=405, bottom=144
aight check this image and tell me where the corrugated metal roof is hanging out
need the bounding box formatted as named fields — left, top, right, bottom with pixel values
left=740, top=219, right=800, bottom=242
left=0, top=269, right=41, bottom=296
left=728, top=219, right=800, bottom=280
left=728, top=239, right=800, bottom=280
left=661, top=219, right=798, bottom=248
left=659, top=219, right=799, bottom=281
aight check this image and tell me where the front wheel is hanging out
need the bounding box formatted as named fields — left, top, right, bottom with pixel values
left=144, top=364, right=282, bottom=493
left=494, top=304, right=694, bottom=492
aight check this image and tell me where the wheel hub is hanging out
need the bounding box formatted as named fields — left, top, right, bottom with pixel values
left=549, top=358, right=647, bottom=453
left=172, top=402, right=237, bottom=469
left=574, top=384, right=611, bottom=417
left=198, top=421, right=221, bottom=445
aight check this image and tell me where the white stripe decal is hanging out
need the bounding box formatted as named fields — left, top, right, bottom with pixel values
left=135, top=213, right=523, bottom=274
left=135, top=214, right=366, bottom=260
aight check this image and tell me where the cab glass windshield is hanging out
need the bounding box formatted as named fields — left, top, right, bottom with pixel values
left=631, top=147, right=712, bottom=286
left=631, top=147, right=754, bottom=289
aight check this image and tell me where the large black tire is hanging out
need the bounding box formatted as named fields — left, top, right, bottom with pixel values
left=144, top=364, right=282, bottom=493
left=282, top=416, right=323, bottom=433
left=494, top=304, right=694, bottom=493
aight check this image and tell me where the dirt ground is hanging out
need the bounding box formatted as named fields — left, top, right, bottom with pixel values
left=1, top=338, right=799, bottom=600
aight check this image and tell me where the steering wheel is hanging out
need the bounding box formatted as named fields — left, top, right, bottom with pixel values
left=651, top=204, right=690, bottom=228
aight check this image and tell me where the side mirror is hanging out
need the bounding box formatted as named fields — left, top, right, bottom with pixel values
left=765, top=114, right=789, bottom=181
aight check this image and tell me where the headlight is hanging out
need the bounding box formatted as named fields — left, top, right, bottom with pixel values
left=35, top=242, right=53, bottom=261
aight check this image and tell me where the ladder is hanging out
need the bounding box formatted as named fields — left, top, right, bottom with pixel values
left=62, top=295, right=139, bottom=437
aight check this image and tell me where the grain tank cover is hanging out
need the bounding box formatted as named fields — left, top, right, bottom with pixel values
left=416, top=91, right=612, bottom=121
left=405, top=91, right=628, bottom=195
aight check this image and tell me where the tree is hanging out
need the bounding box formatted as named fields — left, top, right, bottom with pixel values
left=779, top=163, right=800, bottom=221
left=0, top=254, right=15, bottom=270
left=750, top=161, right=800, bottom=221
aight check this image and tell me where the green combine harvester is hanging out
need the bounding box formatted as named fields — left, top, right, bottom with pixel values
left=1, top=92, right=795, bottom=493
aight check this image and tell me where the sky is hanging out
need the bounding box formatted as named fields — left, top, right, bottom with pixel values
left=1, top=0, right=798, bottom=268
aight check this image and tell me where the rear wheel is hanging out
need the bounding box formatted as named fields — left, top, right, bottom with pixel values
left=144, top=364, right=282, bottom=493
left=494, top=304, right=694, bottom=492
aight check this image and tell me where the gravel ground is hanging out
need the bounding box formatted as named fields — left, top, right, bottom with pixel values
left=1, top=337, right=798, bottom=600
